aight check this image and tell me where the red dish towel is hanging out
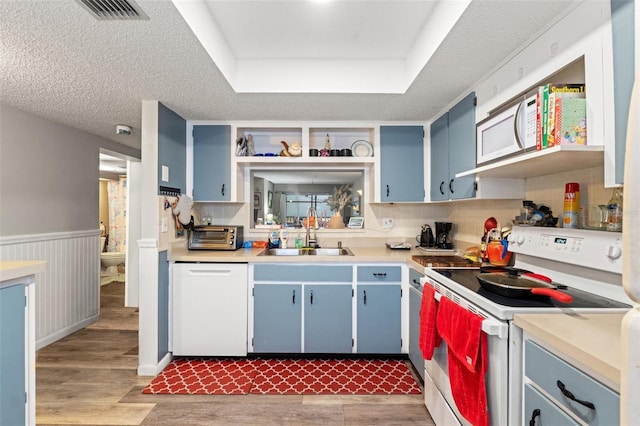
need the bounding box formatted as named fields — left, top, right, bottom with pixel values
left=419, top=284, right=441, bottom=360
left=436, top=296, right=489, bottom=426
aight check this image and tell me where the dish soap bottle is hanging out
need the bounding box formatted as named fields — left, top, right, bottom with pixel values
left=268, top=231, right=280, bottom=249
left=606, top=186, right=623, bottom=232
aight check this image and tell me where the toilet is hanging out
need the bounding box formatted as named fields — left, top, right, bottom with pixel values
left=100, top=237, right=125, bottom=274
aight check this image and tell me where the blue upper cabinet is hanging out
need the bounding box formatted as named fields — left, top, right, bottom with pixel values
left=192, top=125, right=232, bottom=201
left=429, top=92, right=477, bottom=201
left=430, top=113, right=450, bottom=201
left=380, top=125, right=425, bottom=202
left=157, top=102, right=186, bottom=194
left=448, top=92, right=477, bottom=199
left=611, top=0, right=635, bottom=184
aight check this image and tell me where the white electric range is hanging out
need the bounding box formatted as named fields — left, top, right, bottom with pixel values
left=419, top=226, right=633, bottom=426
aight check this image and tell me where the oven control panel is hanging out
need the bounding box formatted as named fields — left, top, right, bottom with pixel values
left=508, top=226, right=622, bottom=274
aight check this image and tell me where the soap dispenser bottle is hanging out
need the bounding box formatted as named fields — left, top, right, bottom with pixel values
left=268, top=231, right=280, bottom=249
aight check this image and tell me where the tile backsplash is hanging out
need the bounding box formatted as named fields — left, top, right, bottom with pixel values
left=186, top=165, right=610, bottom=249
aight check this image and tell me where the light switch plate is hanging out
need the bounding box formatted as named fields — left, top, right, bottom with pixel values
left=161, top=165, right=169, bottom=182
left=161, top=217, right=168, bottom=232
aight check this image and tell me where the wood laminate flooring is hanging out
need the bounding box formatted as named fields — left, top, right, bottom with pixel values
left=36, top=281, right=434, bottom=425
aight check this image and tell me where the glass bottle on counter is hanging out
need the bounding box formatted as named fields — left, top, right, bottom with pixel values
left=606, top=186, right=623, bottom=232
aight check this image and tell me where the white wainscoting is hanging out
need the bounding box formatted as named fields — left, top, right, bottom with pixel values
left=0, top=230, right=100, bottom=349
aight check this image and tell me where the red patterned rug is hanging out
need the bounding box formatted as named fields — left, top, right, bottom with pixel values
left=142, top=358, right=421, bottom=395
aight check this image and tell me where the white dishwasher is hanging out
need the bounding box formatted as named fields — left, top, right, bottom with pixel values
left=172, top=263, right=248, bottom=356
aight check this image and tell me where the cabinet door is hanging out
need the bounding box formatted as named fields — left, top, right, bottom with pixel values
left=448, top=92, right=477, bottom=200
left=356, top=284, right=401, bottom=354
left=408, top=269, right=425, bottom=379
left=0, top=284, right=26, bottom=426
left=380, top=126, right=424, bottom=202
left=304, top=285, right=352, bottom=353
left=430, top=113, right=450, bottom=201
left=524, top=384, right=580, bottom=426
left=193, top=125, right=231, bottom=201
left=253, top=284, right=302, bottom=353
left=611, top=0, right=635, bottom=184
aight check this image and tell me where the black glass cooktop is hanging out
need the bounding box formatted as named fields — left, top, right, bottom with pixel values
left=435, top=269, right=631, bottom=309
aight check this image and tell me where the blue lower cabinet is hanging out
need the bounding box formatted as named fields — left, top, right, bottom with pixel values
left=356, top=284, right=401, bottom=353
left=304, top=285, right=352, bottom=353
left=408, top=269, right=425, bottom=378
left=253, top=284, right=302, bottom=352
left=0, top=284, right=26, bottom=426
left=524, top=384, right=580, bottom=426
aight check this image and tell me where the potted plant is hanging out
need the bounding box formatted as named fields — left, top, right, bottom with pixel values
left=326, top=184, right=353, bottom=229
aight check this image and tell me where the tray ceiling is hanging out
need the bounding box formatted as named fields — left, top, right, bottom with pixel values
left=0, top=0, right=578, bottom=150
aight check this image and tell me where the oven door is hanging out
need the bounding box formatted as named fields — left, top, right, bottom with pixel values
left=422, top=278, right=509, bottom=426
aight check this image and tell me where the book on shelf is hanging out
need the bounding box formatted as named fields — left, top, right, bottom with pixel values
left=554, top=97, right=587, bottom=146
left=535, top=83, right=586, bottom=150
left=545, top=84, right=585, bottom=149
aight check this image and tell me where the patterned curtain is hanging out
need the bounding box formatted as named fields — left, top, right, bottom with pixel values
left=107, top=176, right=127, bottom=252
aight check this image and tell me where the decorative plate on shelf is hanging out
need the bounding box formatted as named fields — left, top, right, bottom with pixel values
left=351, top=140, right=373, bottom=157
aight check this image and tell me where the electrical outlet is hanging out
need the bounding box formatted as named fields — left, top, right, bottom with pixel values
left=161, top=217, right=168, bottom=233
left=382, top=218, right=394, bottom=229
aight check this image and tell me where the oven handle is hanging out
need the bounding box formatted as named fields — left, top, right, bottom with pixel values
left=433, top=290, right=508, bottom=339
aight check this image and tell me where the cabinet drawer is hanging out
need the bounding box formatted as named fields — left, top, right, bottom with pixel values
left=524, top=383, right=580, bottom=426
left=409, top=268, right=423, bottom=291
left=357, top=266, right=401, bottom=282
left=524, top=340, right=619, bottom=425
left=254, top=264, right=352, bottom=282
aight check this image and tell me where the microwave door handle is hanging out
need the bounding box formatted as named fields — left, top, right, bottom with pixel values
left=513, top=98, right=525, bottom=150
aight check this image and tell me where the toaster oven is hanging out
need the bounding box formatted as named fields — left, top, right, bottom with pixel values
left=188, top=225, right=243, bottom=250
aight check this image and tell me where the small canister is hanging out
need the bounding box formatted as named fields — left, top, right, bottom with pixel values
left=563, top=182, right=580, bottom=228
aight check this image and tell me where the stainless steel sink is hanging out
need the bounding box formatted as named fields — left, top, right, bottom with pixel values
left=307, top=248, right=353, bottom=256
left=258, top=247, right=353, bottom=256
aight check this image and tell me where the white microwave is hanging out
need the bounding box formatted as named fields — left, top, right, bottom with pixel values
left=476, top=93, right=537, bottom=165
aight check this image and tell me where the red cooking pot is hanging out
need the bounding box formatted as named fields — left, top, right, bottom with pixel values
left=476, top=271, right=573, bottom=303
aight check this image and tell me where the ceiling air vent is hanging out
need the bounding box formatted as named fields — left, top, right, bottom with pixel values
left=76, top=0, right=148, bottom=20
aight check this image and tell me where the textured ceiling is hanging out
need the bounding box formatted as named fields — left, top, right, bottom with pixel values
left=0, top=0, right=577, bottom=153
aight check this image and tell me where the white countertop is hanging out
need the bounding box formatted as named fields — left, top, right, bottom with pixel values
left=0, top=260, right=47, bottom=283
left=515, top=312, right=626, bottom=389
left=169, top=244, right=424, bottom=264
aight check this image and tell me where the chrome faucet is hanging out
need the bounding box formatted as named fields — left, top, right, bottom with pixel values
left=305, top=206, right=318, bottom=248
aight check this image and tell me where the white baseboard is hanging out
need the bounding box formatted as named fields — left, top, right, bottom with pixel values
left=36, top=314, right=99, bottom=350
left=137, top=352, right=173, bottom=377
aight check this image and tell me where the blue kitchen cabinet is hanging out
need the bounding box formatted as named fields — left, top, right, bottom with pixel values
left=355, top=266, right=402, bottom=354
left=192, top=125, right=232, bottom=201
left=356, top=284, right=401, bottom=353
left=252, top=264, right=353, bottom=353
left=408, top=268, right=425, bottom=379
left=0, top=283, right=26, bottom=426
left=611, top=0, right=635, bottom=184
left=253, top=284, right=302, bottom=353
left=380, top=125, right=424, bottom=202
left=304, top=285, right=353, bottom=353
left=430, top=113, right=450, bottom=201
left=430, top=92, right=477, bottom=201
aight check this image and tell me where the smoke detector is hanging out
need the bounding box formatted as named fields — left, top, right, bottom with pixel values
left=116, top=125, right=132, bottom=135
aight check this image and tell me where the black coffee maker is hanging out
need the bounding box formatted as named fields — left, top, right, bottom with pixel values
left=416, top=224, right=434, bottom=247
left=435, top=222, right=453, bottom=249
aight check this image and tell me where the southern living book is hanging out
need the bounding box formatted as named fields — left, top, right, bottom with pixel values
left=545, top=84, right=586, bottom=148
left=554, top=97, right=587, bottom=145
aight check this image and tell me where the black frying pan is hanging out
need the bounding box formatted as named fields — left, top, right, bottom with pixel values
left=476, top=272, right=574, bottom=303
